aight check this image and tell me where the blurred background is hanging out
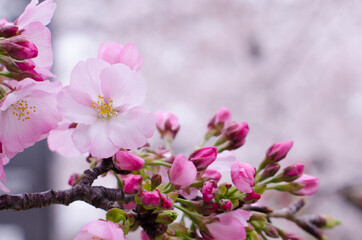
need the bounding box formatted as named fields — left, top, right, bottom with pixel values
left=1, top=0, right=362, bottom=239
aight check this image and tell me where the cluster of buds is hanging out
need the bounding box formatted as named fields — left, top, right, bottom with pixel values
left=0, top=22, right=42, bottom=81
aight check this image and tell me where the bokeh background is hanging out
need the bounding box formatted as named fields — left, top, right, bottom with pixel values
left=1, top=0, right=362, bottom=239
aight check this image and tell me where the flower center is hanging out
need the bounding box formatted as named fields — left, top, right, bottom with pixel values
left=11, top=99, right=36, bottom=121
left=92, top=237, right=105, bottom=240
left=91, top=95, right=118, bottom=119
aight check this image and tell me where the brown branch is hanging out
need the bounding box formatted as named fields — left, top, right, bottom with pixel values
left=268, top=198, right=325, bottom=240
left=0, top=185, right=134, bottom=211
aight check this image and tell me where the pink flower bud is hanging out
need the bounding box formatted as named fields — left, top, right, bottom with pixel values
left=123, top=174, right=142, bottom=194
left=0, top=37, right=38, bottom=60
left=230, top=161, right=256, bottom=193
left=215, top=122, right=249, bottom=150
left=138, top=190, right=161, bottom=209
left=202, top=169, right=222, bottom=183
left=189, top=146, right=217, bottom=170
left=220, top=199, right=232, bottom=211
left=114, top=151, right=145, bottom=171
left=170, top=154, right=197, bottom=189
left=282, top=232, right=303, bottom=240
left=68, top=173, right=80, bottom=187
left=281, top=163, right=304, bottom=182
left=292, top=174, right=319, bottom=196
left=244, top=189, right=261, bottom=204
left=74, top=220, right=125, bottom=240
left=207, top=107, right=231, bottom=136
left=201, top=181, right=218, bottom=202
left=155, top=110, right=180, bottom=140
left=266, top=141, right=293, bottom=162
left=257, top=163, right=280, bottom=182
left=156, top=189, right=174, bottom=209
left=0, top=24, right=19, bottom=38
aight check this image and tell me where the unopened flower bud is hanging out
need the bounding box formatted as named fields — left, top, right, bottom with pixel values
left=266, top=141, right=293, bottom=163
left=155, top=110, right=180, bottom=141
left=244, top=189, right=261, bottom=204
left=201, top=169, right=222, bottom=183
left=68, top=173, right=81, bottom=187
left=137, top=190, right=160, bottom=209
left=157, top=189, right=174, bottom=209
left=0, top=37, right=38, bottom=60
left=0, top=24, right=19, bottom=38
left=318, top=214, right=341, bottom=229
left=114, top=151, right=145, bottom=171
left=206, top=107, right=231, bottom=137
left=282, top=232, right=303, bottom=240
left=263, top=223, right=279, bottom=238
left=201, top=181, right=218, bottom=202
left=230, top=161, right=256, bottom=193
left=189, top=147, right=217, bottom=170
left=151, top=174, right=162, bottom=190
left=215, top=121, right=249, bottom=151
left=156, top=210, right=178, bottom=225
left=271, top=174, right=319, bottom=196
left=281, top=164, right=304, bottom=182
left=256, top=163, right=280, bottom=182
left=219, top=199, right=232, bottom=211
left=170, top=154, right=197, bottom=189
left=291, top=174, right=319, bottom=196
left=123, top=174, right=143, bottom=194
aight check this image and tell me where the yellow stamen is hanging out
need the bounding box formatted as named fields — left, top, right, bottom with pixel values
left=91, top=95, right=118, bottom=119
left=11, top=100, right=35, bottom=122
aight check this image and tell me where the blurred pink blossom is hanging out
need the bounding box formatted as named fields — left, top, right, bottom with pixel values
left=201, top=180, right=218, bottom=202
left=155, top=110, right=180, bottom=141
left=207, top=107, right=231, bottom=136
left=74, top=220, right=124, bottom=240
left=98, top=41, right=143, bottom=71
left=204, top=209, right=251, bottom=240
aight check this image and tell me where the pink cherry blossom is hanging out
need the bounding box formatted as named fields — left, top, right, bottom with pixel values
left=204, top=209, right=251, bottom=240
left=169, top=154, right=197, bottom=189
left=98, top=41, right=144, bottom=71
left=13, top=0, right=57, bottom=80
left=293, top=174, right=319, bottom=196
left=230, top=161, right=256, bottom=193
left=74, top=220, right=125, bottom=240
left=155, top=110, right=180, bottom=140
left=0, top=78, right=62, bottom=156
left=114, top=151, right=145, bottom=171
left=57, top=58, right=155, bottom=158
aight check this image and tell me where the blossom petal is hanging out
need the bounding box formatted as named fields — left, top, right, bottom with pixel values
left=100, top=63, right=146, bottom=108
left=48, top=125, right=82, bottom=158
left=21, top=22, right=54, bottom=79
left=98, top=41, right=124, bottom=65
left=57, top=86, right=97, bottom=124
left=72, top=120, right=119, bottom=158
left=70, top=58, right=110, bottom=101
left=16, top=0, right=56, bottom=28
left=108, top=107, right=155, bottom=149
